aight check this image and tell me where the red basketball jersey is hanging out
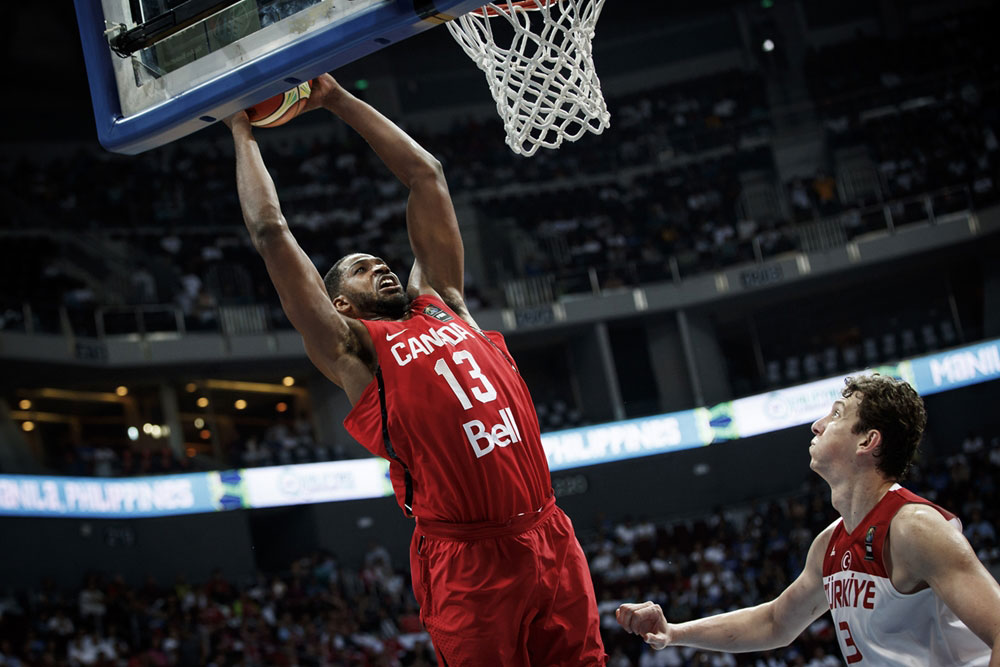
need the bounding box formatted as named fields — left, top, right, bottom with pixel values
left=344, top=294, right=552, bottom=523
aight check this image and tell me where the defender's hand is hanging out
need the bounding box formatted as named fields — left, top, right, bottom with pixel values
left=616, top=602, right=673, bottom=649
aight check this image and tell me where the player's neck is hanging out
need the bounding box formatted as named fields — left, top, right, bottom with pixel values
left=365, top=309, right=413, bottom=322
left=830, top=474, right=895, bottom=534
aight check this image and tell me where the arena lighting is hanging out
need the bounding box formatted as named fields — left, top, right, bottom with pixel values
left=234, top=399, right=247, bottom=410
left=21, top=421, right=35, bottom=432
left=193, top=418, right=205, bottom=429
left=202, top=379, right=302, bottom=395
left=18, top=400, right=31, bottom=410
left=762, top=38, right=775, bottom=52
left=282, top=376, right=295, bottom=387
left=185, top=383, right=197, bottom=393
left=24, top=388, right=128, bottom=403
left=275, top=402, right=288, bottom=413
left=115, top=386, right=128, bottom=396
left=127, top=427, right=139, bottom=441
left=196, top=397, right=209, bottom=408
left=0, top=338, right=996, bottom=518
left=8, top=411, right=79, bottom=425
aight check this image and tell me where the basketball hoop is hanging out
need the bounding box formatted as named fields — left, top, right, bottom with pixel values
left=446, top=0, right=610, bottom=157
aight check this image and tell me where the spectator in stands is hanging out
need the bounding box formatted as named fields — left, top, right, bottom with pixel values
left=789, top=179, right=813, bottom=222
left=810, top=172, right=837, bottom=216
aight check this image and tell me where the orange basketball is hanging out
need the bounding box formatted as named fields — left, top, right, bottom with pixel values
left=246, top=80, right=313, bottom=128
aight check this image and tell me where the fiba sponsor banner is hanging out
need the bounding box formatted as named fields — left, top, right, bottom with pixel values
left=730, top=377, right=849, bottom=439
left=729, top=364, right=907, bottom=439
left=242, top=459, right=393, bottom=509
left=728, top=339, right=1000, bottom=438
left=542, top=410, right=706, bottom=471
left=0, top=460, right=394, bottom=517
left=908, top=338, right=1000, bottom=395
left=4, top=340, right=997, bottom=518
left=0, top=472, right=215, bottom=518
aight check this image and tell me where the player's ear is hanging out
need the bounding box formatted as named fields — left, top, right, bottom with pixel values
left=332, top=294, right=354, bottom=315
left=859, top=429, right=881, bottom=454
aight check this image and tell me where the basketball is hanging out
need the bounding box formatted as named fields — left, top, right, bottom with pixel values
left=246, top=80, right=313, bottom=128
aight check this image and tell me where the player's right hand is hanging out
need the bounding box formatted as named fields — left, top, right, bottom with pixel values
left=616, top=601, right=672, bottom=649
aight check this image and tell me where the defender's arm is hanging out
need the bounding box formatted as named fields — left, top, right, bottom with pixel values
left=617, top=523, right=834, bottom=652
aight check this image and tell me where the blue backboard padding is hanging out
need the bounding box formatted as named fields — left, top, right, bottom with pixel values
left=74, top=0, right=486, bottom=154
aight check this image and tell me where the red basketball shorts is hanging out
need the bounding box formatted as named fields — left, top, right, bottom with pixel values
left=409, top=496, right=606, bottom=666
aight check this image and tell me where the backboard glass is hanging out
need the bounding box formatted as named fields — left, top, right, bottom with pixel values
left=75, top=0, right=486, bottom=154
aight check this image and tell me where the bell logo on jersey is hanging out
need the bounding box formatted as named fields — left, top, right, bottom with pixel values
left=463, top=407, right=522, bottom=458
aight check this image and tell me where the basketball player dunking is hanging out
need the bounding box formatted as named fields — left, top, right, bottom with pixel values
left=223, top=74, right=606, bottom=666
left=617, top=374, right=1000, bottom=666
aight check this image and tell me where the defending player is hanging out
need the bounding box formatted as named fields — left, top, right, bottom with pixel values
left=223, top=74, right=605, bottom=666
left=616, top=374, right=1000, bottom=665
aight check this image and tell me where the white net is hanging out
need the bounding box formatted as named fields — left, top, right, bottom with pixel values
left=446, top=0, right=610, bottom=157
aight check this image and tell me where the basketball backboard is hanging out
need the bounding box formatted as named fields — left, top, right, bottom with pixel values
left=75, top=0, right=486, bottom=154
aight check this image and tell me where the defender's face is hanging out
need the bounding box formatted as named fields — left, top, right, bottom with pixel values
left=809, top=394, right=863, bottom=476
left=338, top=253, right=408, bottom=318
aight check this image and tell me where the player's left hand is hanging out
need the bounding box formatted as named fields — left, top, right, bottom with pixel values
left=301, top=73, right=348, bottom=114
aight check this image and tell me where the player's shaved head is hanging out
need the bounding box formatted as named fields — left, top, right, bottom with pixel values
left=324, top=254, right=358, bottom=299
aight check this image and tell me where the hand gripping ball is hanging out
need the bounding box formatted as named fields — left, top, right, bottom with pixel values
left=246, top=80, right=313, bottom=128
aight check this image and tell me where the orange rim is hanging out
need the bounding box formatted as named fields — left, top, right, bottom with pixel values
left=470, top=0, right=559, bottom=17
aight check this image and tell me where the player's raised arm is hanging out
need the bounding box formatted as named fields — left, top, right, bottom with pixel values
left=618, top=523, right=834, bottom=652
left=889, top=505, right=1000, bottom=666
left=306, top=75, right=471, bottom=321
left=225, top=112, right=374, bottom=403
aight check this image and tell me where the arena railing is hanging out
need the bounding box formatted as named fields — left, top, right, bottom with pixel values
left=0, top=186, right=982, bottom=340
left=499, top=185, right=974, bottom=303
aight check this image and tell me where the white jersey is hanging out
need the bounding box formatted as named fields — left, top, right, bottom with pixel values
left=821, top=485, right=990, bottom=666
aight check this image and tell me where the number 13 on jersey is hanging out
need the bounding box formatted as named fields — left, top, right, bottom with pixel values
left=434, top=350, right=497, bottom=408
left=434, top=350, right=522, bottom=459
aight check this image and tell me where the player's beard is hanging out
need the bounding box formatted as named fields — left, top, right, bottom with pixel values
left=354, top=289, right=412, bottom=320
